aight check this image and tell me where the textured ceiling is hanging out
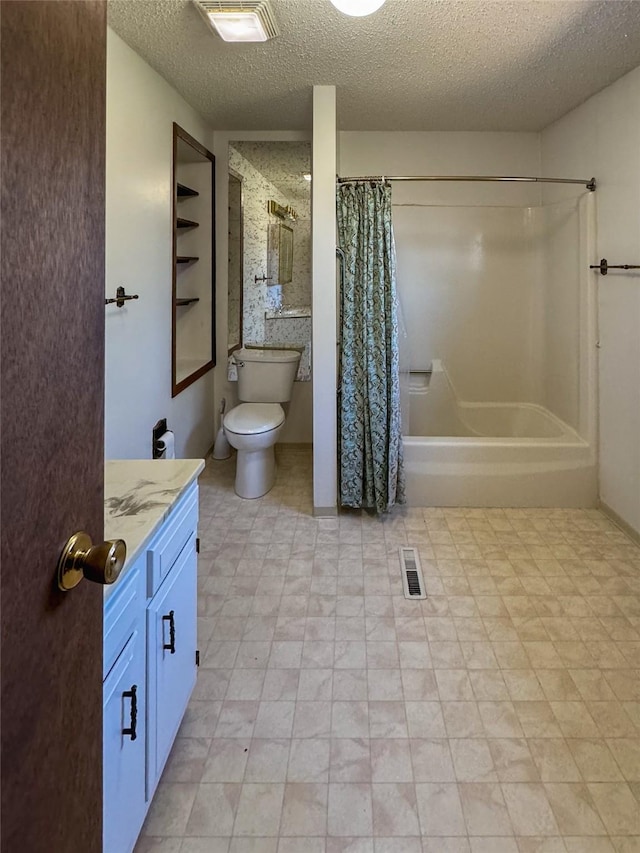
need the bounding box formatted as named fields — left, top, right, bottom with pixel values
left=108, top=0, right=640, bottom=131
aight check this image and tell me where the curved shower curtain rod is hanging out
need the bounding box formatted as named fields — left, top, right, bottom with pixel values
left=337, top=174, right=597, bottom=191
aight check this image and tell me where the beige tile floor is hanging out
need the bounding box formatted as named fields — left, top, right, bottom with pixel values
left=136, top=446, right=640, bottom=853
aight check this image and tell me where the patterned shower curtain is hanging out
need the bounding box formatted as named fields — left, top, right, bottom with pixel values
left=337, top=180, right=405, bottom=514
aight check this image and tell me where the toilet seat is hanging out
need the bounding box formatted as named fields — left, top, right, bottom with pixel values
left=224, top=403, right=284, bottom=435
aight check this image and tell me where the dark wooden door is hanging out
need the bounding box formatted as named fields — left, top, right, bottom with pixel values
left=1, top=3, right=106, bottom=851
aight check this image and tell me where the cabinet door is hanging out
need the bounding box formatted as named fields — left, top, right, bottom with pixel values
left=103, top=626, right=146, bottom=853
left=147, top=535, right=197, bottom=796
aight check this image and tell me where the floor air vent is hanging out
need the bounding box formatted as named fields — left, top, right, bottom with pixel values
left=399, top=547, right=426, bottom=600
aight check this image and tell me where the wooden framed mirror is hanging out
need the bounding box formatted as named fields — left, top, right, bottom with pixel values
left=171, top=123, right=215, bottom=397
left=267, top=220, right=294, bottom=287
left=228, top=168, right=243, bottom=354
left=278, top=222, right=294, bottom=285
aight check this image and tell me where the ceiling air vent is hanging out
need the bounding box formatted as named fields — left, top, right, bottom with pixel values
left=399, top=547, right=427, bottom=600
left=194, top=1, right=279, bottom=42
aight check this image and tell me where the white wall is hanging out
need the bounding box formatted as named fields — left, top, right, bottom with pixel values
left=339, top=132, right=543, bottom=403
left=339, top=132, right=541, bottom=207
left=542, top=65, right=640, bottom=535
left=312, top=87, right=338, bottom=513
left=105, top=30, right=215, bottom=459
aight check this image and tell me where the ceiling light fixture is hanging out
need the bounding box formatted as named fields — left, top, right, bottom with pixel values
left=303, top=173, right=312, bottom=181
left=194, top=1, right=278, bottom=42
left=329, top=0, right=387, bottom=17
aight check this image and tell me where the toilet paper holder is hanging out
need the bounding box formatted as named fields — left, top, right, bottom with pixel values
left=152, top=418, right=170, bottom=459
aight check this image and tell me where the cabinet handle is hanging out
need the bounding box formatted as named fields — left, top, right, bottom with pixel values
left=163, top=610, right=176, bottom=654
left=122, top=685, right=138, bottom=741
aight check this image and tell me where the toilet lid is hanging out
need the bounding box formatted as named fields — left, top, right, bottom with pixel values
left=224, top=403, right=285, bottom=435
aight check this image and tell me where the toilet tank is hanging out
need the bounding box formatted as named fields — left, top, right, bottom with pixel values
left=234, top=347, right=301, bottom=402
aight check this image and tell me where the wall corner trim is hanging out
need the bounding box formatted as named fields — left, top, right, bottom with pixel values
left=313, top=505, right=338, bottom=517
left=312, top=84, right=338, bottom=511
left=598, top=499, right=640, bottom=546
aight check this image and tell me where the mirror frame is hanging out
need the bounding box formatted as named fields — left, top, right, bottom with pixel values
left=227, top=167, right=244, bottom=355
left=278, top=222, right=294, bottom=285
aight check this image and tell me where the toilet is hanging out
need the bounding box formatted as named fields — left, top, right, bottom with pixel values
left=224, top=347, right=301, bottom=499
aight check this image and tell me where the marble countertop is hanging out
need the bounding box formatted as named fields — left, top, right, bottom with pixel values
left=104, top=458, right=205, bottom=599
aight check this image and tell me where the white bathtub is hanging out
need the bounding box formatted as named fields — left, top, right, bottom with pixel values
left=403, top=361, right=597, bottom=507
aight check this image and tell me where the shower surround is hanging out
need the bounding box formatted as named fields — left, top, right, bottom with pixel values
left=399, top=194, right=598, bottom=507
left=339, top=132, right=598, bottom=507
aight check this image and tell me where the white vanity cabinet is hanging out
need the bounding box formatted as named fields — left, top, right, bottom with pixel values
left=146, top=518, right=198, bottom=796
left=103, top=468, right=201, bottom=853
left=103, top=558, right=147, bottom=853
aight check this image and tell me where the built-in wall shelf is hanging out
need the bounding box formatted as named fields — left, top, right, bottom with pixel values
left=177, top=183, right=199, bottom=199
left=177, top=217, right=199, bottom=229
left=172, top=122, right=215, bottom=399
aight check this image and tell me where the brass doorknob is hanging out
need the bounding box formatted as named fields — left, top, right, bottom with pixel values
left=57, top=532, right=126, bottom=592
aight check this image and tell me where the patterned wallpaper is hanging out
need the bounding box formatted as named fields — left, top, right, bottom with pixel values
left=229, top=143, right=312, bottom=380
left=231, top=142, right=311, bottom=215
left=264, top=315, right=312, bottom=382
